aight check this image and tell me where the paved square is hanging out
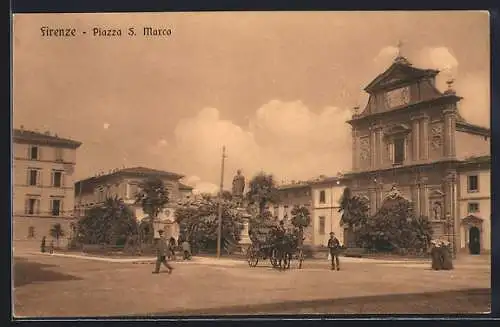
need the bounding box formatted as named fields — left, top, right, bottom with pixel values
left=13, top=253, right=491, bottom=317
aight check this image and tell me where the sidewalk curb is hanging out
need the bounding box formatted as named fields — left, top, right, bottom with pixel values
left=24, top=252, right=245, bottom=266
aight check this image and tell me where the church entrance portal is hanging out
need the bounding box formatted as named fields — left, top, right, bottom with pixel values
left=469, top=226, right=481, bottom=255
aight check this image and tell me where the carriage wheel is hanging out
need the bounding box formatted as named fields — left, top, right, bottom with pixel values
left=247, top=247, right=259, bottom=267
left=297, top=249, right=304, bottom=269
left=282, top=252, right=291, bottom=270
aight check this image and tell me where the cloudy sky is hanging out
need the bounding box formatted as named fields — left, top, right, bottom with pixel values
left=13, top=11, right=490, bottom=193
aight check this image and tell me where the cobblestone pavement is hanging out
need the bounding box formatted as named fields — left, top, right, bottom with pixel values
left=13, top=253, right=490, bottom=317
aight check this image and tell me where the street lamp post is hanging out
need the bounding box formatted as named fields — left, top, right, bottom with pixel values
left=216, top=146, right=227, bottom=259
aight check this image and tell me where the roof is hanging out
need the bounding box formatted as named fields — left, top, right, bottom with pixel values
left=459, top=155, right=491, bottom=170
left=13, top=128, right=82, bottom=149
left=119, top=167, right=184, bottom=179
left=455, top=120, right=491, bottom=137
left=179, top=183, right=194, bottom=190
left=364, top=57, right=439, bottom=93
left=277, top=182, right=311, bottom=190
left=75, top=166, right=185, bottom=186
left=308, top=176, right=347, bottom=186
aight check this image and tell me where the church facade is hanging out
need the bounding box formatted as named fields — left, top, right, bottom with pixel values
left=344, top=55, right=491, bottom=255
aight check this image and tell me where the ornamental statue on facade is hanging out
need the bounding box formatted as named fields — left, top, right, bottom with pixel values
left=385, top=183, right=402, bottom=200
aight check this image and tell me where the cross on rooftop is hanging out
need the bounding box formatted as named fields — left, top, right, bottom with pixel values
left=396, top=40, right=404, bottom=57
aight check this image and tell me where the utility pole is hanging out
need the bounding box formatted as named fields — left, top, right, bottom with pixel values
left=217, top=145, right=227, bottom=259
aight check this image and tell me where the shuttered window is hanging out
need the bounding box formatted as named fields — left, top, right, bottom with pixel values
left=25, top=198, right=40, bottom=215
left=51, top=199, right=61, bottom=216
left=52, top=171, right=62, bottom=187
left=319, top=216, right=326, bottom=235
left=319, top=190, right=326, bottom=204
left=28, top=169, right=41, bottom=186
left=29, top=145, right=39, bottom=160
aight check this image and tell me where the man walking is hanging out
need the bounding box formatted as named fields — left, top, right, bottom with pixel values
left=182, top=239, right=192, bottom=260
left=327, top=232, right=341, bottom=271
left=153, top=230, right=174, bottom=274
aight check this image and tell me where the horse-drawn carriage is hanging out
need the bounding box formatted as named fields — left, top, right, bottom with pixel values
left=246, top=223, right=304, bottom=270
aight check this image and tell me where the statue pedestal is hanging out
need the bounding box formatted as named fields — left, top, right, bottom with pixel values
left=236, top=207, right=252, bottom=245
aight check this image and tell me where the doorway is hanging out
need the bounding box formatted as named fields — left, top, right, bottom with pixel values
left=468, top=227, right=481, bottom=255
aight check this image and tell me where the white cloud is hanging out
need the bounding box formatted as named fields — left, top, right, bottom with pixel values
left=373, top=46, right=399, bottom=67
left=414, top=47, right=489, bottom=127
left=416, top=46, right=459, bottom=73
left=168, top=101, right=352, bottom=187
left=147, top=138, right=170, bottom=155
left=163, top=47, right=488, bottom=189
left=192, top=182, right=219, bottom=195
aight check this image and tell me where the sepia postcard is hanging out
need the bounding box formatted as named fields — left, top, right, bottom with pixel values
left=12, top=11, right=491, bottom=318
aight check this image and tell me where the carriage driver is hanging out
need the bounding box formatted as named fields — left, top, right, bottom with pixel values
left=276, top=220, right=286, bottom=237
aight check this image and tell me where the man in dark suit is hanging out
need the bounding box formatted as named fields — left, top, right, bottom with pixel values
left=327, top=232, right=341, bottom=271
left=152, top=230, right=174, bottom=274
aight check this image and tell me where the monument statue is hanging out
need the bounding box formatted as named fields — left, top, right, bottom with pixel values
left=232, top=169, right=245, bottom=197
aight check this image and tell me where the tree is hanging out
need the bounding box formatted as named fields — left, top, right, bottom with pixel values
left=49, top=223, right=65, bottom=248
left=338, top=187, right=370, bottom=246
left=175, top=197, right=244, bottom=254
left=360, top=196, right=433, bottom=253
left=221, top=190, right=233, bottom=201
left=135, top=177, right=169, bottom=219
left=291, top=205, right=311, bottom=246
left=246, top=172, right=279, bottom=215
left=77, top=196, right=138, bottom=245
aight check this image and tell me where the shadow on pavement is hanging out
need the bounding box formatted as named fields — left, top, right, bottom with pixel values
left=145, top=288, right=490, bottom=316
left=13, top=257, right=83, bottom=287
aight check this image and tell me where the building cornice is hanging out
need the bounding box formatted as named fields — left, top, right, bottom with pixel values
left=347, top=94, right=462, bottom=126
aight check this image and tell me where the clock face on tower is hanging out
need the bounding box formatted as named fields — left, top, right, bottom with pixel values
left=384, top=86, right=410, bottom=109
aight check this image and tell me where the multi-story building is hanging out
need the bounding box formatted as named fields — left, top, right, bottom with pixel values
left=13, top=127, right=82, bottom=247
left=309, top=176, right=347, bottom=247
left=272, top=182, right=312, bottom=222
left=457, top=155, right=491, bottom=254
left=344, top=54, right=490, bottom=255
left=74, top=167, right=193, bottom=239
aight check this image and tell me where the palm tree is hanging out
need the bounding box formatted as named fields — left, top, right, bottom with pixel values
left=49, top=223, right=65, bottom=248
left=246, top=172, right=279, bottom=215
left=135, top=177, right=169, bottom=241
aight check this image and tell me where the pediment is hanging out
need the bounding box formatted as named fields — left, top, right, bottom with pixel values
left=364, top=60, right=439, bottom=93
left=461, top=214, right=483, bottom=225
left=384, top=123, right=411, bottom=136
left=429, top=190, right=444, bottom=198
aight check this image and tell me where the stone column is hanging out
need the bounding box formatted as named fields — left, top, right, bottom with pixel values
left=370, top=127, right=377, bottom=169
left=443, top=107, right=457, bottom=158
left=411, top=117, right=420, bottom=162
left=378, top=128, right=385, bottom=167
left=411, top=183, right=420, bottom=217
left=443, top=170, right=458, bottom=257
left=352, top=128, right=358, bottom=171
left=369, top=188, right=377, bottom=215
left=375, top=179, right=383, bottom=211
left=420, top=115, right=429, bottom=160
left=419, top=177, right=428, bottom=218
